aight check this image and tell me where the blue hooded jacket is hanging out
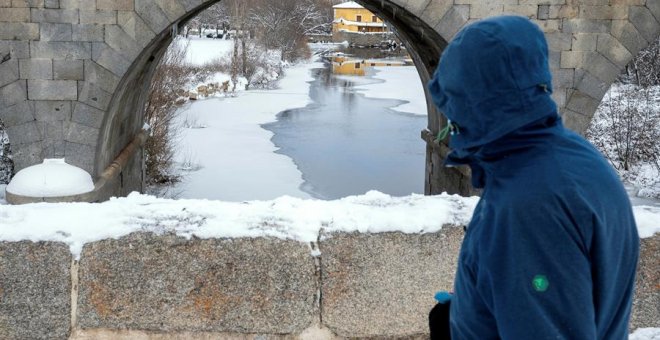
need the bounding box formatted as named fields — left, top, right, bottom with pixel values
left=428, top=16, right=639, bottom=339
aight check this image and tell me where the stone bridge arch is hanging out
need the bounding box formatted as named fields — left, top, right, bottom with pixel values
left=0, top=0, right=658, bottom=201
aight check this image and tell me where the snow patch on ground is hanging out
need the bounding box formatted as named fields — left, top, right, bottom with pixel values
left=180, top=37, right=234, bottom=66
left=168, top=60, right=324, bottom=201
left=353, top=66, right=427, bottom=116
left=0, top=191, right=479, bottom=258
left=631, top=328, right=660, bottom=340
left=634, top=205, right=660, bottom=238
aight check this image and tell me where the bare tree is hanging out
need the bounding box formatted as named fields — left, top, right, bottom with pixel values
left=249, top=0, right=330, bottom=61
left=587, top=86, right=660, bottom=173
left=144, top=38, right=192, bottom=185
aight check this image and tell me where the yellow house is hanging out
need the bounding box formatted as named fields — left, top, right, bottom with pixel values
left=332, top=1, right=387, bottom=33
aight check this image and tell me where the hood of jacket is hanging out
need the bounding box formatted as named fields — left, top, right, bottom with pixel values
left=428, top=16, right=559, bottom=154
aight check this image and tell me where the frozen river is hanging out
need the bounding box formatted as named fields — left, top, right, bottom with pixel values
left=264, top=64, right=427, bottom=199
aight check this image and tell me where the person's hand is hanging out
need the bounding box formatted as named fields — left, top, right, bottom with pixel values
left=429, top=291, right=452, bottom=339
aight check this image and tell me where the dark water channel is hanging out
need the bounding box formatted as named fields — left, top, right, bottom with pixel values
left=263, top=63, right=427, bottom=200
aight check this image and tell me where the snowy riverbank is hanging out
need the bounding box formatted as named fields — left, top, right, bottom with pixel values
left=167, top=60, right=323, bottom=200
left=351, top=66, right=427, bottom=116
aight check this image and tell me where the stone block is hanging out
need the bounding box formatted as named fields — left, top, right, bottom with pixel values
left=178, top=0, right=203, bottom=12
left=434, top=5, right=469, bottom=41
left=519, top=0, right=566, bottom=4
left=84, top=59, right=118, bottom=92
left=560, top=50, right=587, bottom=68
left=34, top=100, right=70, bottom=121
left=77, top=234, right=317, bottom=334
left=42, top=137, right=64, bottom=157
left=551, top=88, right=568, bottom=108
left=44, top=0, right=58, bottom=8
left=611, top=20, right=647, bottom=57
left=30, top=41, right=91, bottom=59
left=579, top=5, right=628, bottom=19
left=404, top=0, right=431, bottom=16
left=545, top=32, right=572, bottom=51
left=77, top=81, right=111, bottom=110
left=0, top=0, right=10, bottom=6
left=471, top=3, right=503, bottom=19
left=630, top=235, right=660, bottom=330
left=96, top=0, right=133, bottom=11
left=5, top=120, right=41, bottom=144
left=71, top=101, right=104, bottom=128
left=40, top=22, right=73, bottom=41
left=647, top=1, right=660, bottom=23
left=548, top=4, right=579, bottom=19
left=574, top=70, right=609, bottom=99
left=154, top=0, right=185, bottom=22
left=0, top=100, right=34, bottom=126
left=91, top=42, right=131, bottom=77
left=583, top=51, right=621, bottom=85
left=548, top=50, right=560, bottom=68
left=72, top=23, right=104, bottom=41
left=0, top=41, right=30, bottom=59
left=0, top=7, right=31, bottom=21
left=596, top=33, right=632, bottom=68
left=135, top=0, right=170, bottom=34
left=550, top=67, right=574, bottom=89
left=28, top=79, right=77, bottom=100
left=53, top=59, right=84, bottom=80
left=610, top=0, right=644, bottom=4
left=565, top=90, right=600, bottom=116
left=0, top=241, right=70, bottom=340
left=65, top=121, right=98, bottom=145
left=321, top=229, right=464, bottom=337
left=419, top=0, right=452, bottom=29
left=0, top=80, right=27, bottom=108
left=562, top=18, right=611, bottom=33
left=38, top=120, right=64, bottom=145
left=104, top=24, right=142, bottom=61
left=63, top=140, right=94, bottom=171
left=629, top=6, right=660, bottom=43
left=19, top=58, right=52, bottom=79
left=58, top=0, right=94, bottom=8
left=31, top=8, right=79, bottom=23
left=11, top=0, right=44, bottom=6
left=0, top=56, right=19, bottom=88
left=533, top=18, right=561, bottom=33
left=538, top=4, right=550, bottom=19
left=11, top=140, right=42, bottom=170
left=503, top=4, right=537, bottom=18
left=561, top=108, right=592, bottom=134
left=571, top=33, right=598, bottom=51
left=0, top=23, right=40, bottom=40
left=79, top=10, right=116, bottom=24
left=117, top=11, right=155, bottom=47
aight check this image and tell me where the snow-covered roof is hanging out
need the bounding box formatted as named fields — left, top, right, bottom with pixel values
left=333, top=17, right=385, bottom=27
left=333, top=1, right=364, bottom=9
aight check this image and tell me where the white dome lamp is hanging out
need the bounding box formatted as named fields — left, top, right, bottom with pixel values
left=5, top=159, right=95, bottom=204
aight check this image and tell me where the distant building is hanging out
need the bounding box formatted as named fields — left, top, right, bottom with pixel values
left=332, top=1, right=387, bottom=34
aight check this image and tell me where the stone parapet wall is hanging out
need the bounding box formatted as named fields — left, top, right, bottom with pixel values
left=0, top=228, right=656, bottom=339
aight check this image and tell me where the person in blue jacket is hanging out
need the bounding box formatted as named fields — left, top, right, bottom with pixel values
left=427, top=16, right=639, bottom=339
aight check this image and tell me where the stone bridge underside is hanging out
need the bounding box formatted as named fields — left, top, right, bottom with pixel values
left=0, top=0, right=659, bottom=200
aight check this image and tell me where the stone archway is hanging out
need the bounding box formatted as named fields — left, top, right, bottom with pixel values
left=0, top=0, right=658, bottom=201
